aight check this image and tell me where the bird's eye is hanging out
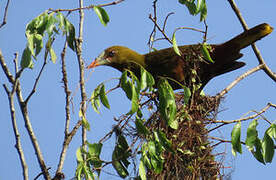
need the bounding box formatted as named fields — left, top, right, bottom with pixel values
left=108, top=50, right=115, bottom=57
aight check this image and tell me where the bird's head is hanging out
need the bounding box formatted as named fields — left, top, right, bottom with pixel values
left=87, top=46, right=145, bottom=71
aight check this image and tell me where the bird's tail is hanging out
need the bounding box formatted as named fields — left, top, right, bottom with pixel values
left=222, top=23, right=273, bottom=51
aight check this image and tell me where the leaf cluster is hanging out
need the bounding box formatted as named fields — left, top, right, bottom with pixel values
left=231, top=120, right=276, bottom=164
left=21, top=11, right=76, bottom=69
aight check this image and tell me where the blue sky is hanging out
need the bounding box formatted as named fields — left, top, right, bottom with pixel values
left=0, top=0, right=275, bottom=179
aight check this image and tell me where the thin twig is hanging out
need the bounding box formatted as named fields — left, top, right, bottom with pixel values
left=209, top=103, right=274, bottom=129
left=1, top=52, right=29, bottom=179
left=56, top=41, right=72, bottom=174
left=25, top=56, right=47, bottom=103
left=147, top=0, right=158, bottom=49
left=227, top=0, right=276, bottom=82
left=0, top=0, right=10, bottom=29
left=3, top=85, right=29, bottom=179
left=33, top=167, right=51, bottom=180
left=149, top=14, right=172, bottom=44
left=0, top=49, right=15, bottom=83
left=16, top=82, right=51, bottom=179
left=0, top=52, right=51, bottom=178
left=77, top=0, right=88, bottom=154
left=49, top=0, right=125, bottom=13
left=61, top=42, right=71, bottom=136
left=162, top=12, right=174, bottom=32
left=218, top=64, right=264, bottom=97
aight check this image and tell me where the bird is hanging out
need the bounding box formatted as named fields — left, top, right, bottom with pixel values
left=87, top=23, right=273, bottom=90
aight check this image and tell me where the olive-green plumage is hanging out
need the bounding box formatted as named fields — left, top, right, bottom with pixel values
left=87, top=23, right=273, bottom=89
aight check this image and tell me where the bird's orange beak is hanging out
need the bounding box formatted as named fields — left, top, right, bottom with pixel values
left=86, top=59, right=99, bottom=69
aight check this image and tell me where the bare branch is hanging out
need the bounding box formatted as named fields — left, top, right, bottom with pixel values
left=162, top=12, right=174, bottom=32
left=0, top=49, right=15, bottom=83
left=147, top=0, right=158, bottom=49
left=25, top=57, right=47, bottom=103
left=211, top=103, right=275, bottom=125
left=56, top=41, right=71, bottom=174
left=15, top=82, right=51, bottom=179
left=0, top=0, right=10, bottom=29
left=61, top=42, right=71, bottom=136
left=49, top=0, right=125, bottom=13
left=34, top=167, right=51, bottom=180
left=218, top=64, right=264, bottom=97
left=227, top=0, right=276, bottom=82
left=149, top=13, right=172, bottom=44
left=3, top=84, right=29, bottom=180
left=1, top=52, right=50, bottom=178
left=76, top=0, right=88, bottom=155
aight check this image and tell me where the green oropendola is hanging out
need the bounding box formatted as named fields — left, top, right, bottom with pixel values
left=87, top=23, right=273, bottom=90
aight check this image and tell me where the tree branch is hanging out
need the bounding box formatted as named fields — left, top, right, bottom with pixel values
left=227, top=0, right=276, bottom=82
left=77, top=0, right=88, bottom=150
left=208, top=103, right=275, bottom=133
left=49, top=0, right=125, bottom=13
left=16, top=82, right=51, bottom=179
left=3, top=83, right=29, bottom=180
left=0, top=49, right=15, bottom=83
left=56, top=41, right=71, bottom=175
left=25, top=56, right=47, bottom=103
left=218, top=64, right=264, bottom=97
left=0, top=0, right=10, bottom=29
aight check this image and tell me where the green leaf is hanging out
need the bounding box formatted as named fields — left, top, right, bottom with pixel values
left=26, top=33, right=35, bottom=57
left=148, top=141, right=158, bottom=158
left=157, top=130, right=174, bottom=153
left=56, top=12, right=65, bottom=31
left=262, top=129, right=274, bottom=163
left=151, top=157, right=163, bottom=174
left=112, top=135, right=130, bottom=178
left=76, top=147, right=84, bottom=162
left=34, top=34, right=43, bottom=56
left=140, top=66, right=155, bottom=91
left=178, top=0, right=207, bottom=21
left=21, top=47, right=34, bottom=69
left=66, top=22, right=76, bottom=51
left=88, top=143, right=103, bottom=175
left=46, top=13, right=57, bottom=37
left=139, top=160, right=147, bottom=180
left=245, top=119, right=265, bottom=164
left=112, top=160, right=128, bottom=178
left=231, top=122, right=242, bottom=156
left=82, top=164, right=95, bottom=180
left=93, top=6, right=110, bottom=26
left=201, top=43, right=214, bottom=63
left=79, top=110, right=90, bottom=131
left=26, top=33, right=43, bottom=58
left=90, top=85, right=102, bottom=114
left=172, top=32, right=181, bottom=56
left=199, top=0, right=207, bottom=21
left=158, top=79, right=178, bottom=129
left=76, top=162, right=84, bottom=180
left=140, top=67, right=147, bottom=90
left=56, top=12, right=76, bottom=51
left=267, top=124, right=276, bottom=139
left=49, top=47, right=57, bottom=63
left=253, top=138, right=265, bottom=164
left=183, top=85, right=191, bottom=105
left=120, top=71, right=132, bottom=100
left=179, top=0, right=197, bottom=15
left=88, top=143, right=103, bottom=158
left=26, top=11, right=49, bottom=35
left=129, top=82, right=139, bottom=114
left=245, top=119, right=259, bottom=150
left=135, top=117, right=150, bottom=135
left=99, top=84, right=110, bottom=109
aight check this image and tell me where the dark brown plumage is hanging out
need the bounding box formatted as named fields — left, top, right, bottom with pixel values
left=87, top=23, right=273, bottom=90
